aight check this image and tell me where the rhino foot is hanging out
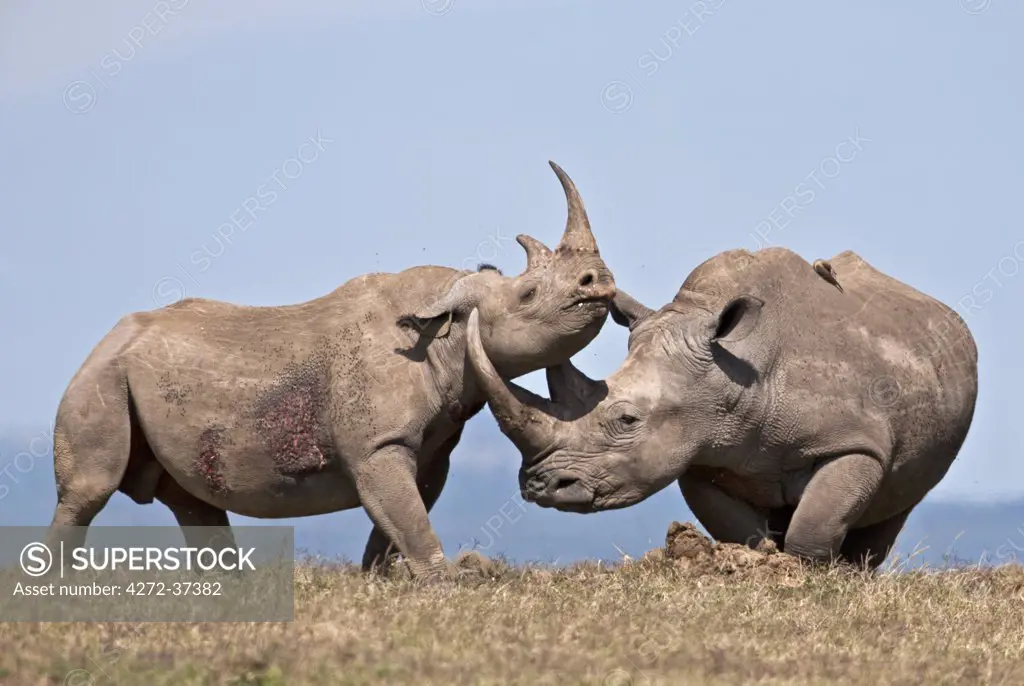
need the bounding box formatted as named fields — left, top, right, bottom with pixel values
left=405, top=559, right=459, bottom=586
left=398, top=551, right=499, bottom=586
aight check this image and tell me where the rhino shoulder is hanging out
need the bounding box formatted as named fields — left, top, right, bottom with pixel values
left=680, top=249, right=753, bottom=296
left=679, top=247, right=806, bottom=300
left=317, top=266, right=460, bottom=318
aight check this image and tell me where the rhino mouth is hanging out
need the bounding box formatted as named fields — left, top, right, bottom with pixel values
left=549, top=499, right=594, bottom=514
left=522, top=472, right=595, bottom=511
left=564, top=296, right=610, bottom=314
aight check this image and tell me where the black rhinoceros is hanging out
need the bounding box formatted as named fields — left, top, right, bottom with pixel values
left=466, top=247, right=978, bottom=569
left=45, top=161, right=616, bottom=579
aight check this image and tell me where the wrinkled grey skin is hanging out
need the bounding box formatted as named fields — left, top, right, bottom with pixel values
left=45, top=162, right=616, bottom=580
left=467, top=247, right=978, bottom=569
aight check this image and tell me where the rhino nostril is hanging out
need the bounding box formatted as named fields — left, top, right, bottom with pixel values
left=524, top=477, right=546, bottom=494
left=552, top=476, right=580, bottom=493
left=578, top=271, right=596, bottom=287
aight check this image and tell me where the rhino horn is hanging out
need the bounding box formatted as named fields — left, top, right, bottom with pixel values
left=545, top=359, right=601, bottom=414
left=549, top=161, right=598, bottom=254
left=466, top=308, right=562, bottom=456
left=609, top=290, right=655, bottom=330
left=516, top=234, right=554, bottom=270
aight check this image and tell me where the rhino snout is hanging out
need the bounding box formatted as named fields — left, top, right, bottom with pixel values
left=519, top=472, right=543, bottom=503
left=521, top=471, right=594, bottom=511
left=570, top=269, right=616, bottom=308
left=579, top=270, right=616, bottom=300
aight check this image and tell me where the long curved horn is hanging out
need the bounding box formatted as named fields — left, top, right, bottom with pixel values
left=549, top=160, right=598, bottom=254
left=516, top=234, right=553, bottom=270
left=465, top=308, right=561, bottom=453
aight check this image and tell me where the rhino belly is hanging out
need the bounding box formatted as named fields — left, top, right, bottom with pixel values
left=128, top=376, right=361, bottom=518
left=147, top=423, right=360, bottom=518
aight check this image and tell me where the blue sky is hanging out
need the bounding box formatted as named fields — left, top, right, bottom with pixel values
left=1, top=0, right=1022, bottom=562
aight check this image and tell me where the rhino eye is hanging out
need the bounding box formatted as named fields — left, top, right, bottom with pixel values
left=606, top=402, right=642, bottom=433
left=520, top=287, right=537, bottom=302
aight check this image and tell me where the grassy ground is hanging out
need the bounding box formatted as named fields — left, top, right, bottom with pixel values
left=4, top=524, right=1024, bottom=685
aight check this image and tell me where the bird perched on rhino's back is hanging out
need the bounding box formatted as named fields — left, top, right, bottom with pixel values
left=45, top=161, right=617, bottom=580
left=813, top=258, right=843, bottom=292
left=467, top=246, right=977, bottom=571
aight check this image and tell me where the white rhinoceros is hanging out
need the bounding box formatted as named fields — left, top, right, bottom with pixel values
left=467, top=247, right=978, bottom=570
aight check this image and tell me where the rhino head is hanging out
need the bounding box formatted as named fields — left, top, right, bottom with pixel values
left=402, top=161, right=617, bottom=378
left=465, top=286, right=770, bottom=511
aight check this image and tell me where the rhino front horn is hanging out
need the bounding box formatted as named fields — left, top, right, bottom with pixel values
left=549, top=161, right=598, bottom=254
left=465, top=308, right=561, bottom=455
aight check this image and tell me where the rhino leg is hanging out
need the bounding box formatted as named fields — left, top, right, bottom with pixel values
left=838, top=507, right=911, bottom=571
left=361, top=430, right=460, bottom=573
left=353, top=445, right=451, bottom=579
left=678, top=475, right=780, bottom=548
left=45, top=365, right=132, bottom=556
left=154, top=472, right=236, bottom=553
left=783, top=454, right=885, bottom=564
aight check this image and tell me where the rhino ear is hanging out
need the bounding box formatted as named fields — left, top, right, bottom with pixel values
left=609, top=290, right=654, bottom=330
left=711, top=295, right=764, bottom=344
left=399, top=273, right=487, bottom=338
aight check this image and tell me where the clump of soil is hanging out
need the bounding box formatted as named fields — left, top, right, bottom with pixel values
left=454, top=549, right=500, bottom=579
left=647, top=521, right=805, bottom=581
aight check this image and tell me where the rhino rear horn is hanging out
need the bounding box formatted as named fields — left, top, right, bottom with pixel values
left=546, top=359, right=603, bottom=415
left=609, top=290, right=654, bottom=330
left=516, top=234, right=554, bottom=270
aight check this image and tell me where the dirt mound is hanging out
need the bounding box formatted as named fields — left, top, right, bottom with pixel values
left=648, top=521, right=805, bottom=581
left=454, top=549, right=500, bottom=578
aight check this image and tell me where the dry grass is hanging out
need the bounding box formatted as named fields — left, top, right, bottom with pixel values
left=4, top=523, right=1024, bottom=686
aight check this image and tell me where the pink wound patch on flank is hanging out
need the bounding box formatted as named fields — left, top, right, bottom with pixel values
left=253, top=382, right=329, bottom=475
left=196, top=427, right=227, bottom=494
